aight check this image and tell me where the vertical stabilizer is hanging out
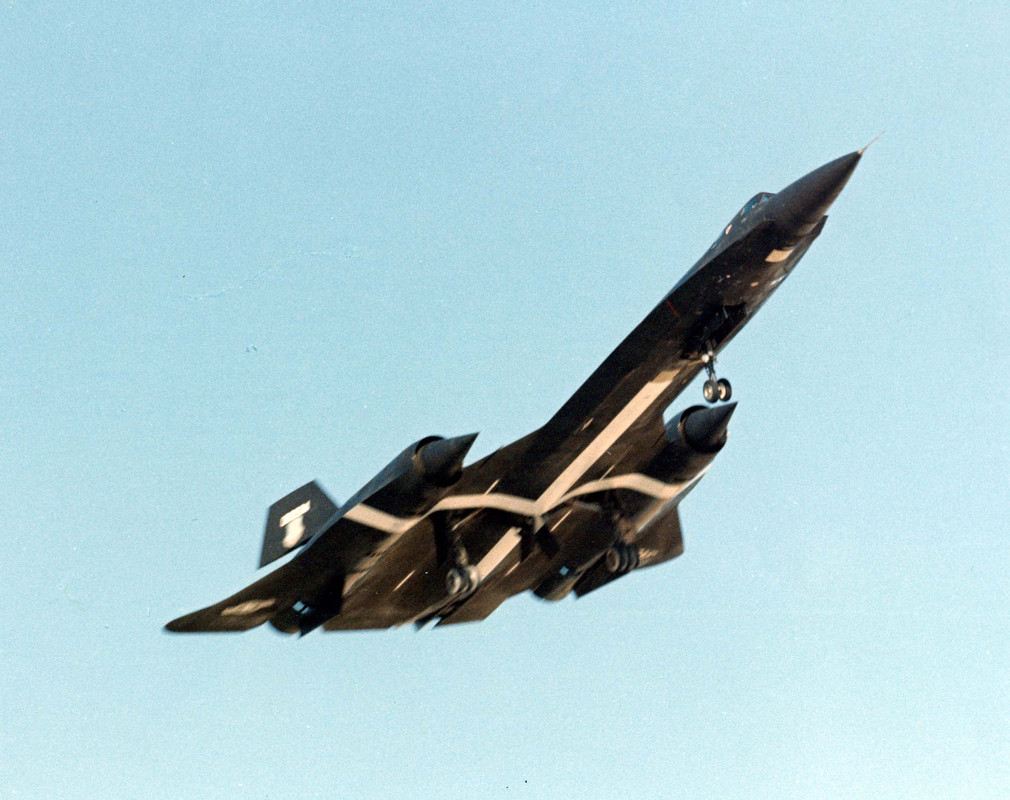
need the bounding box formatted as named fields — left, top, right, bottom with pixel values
left=259, top=481, right=338, bottom=568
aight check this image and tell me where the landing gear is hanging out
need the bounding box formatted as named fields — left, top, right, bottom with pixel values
left=434, top=512, right=481, bottom=599
left=445, top=565, right=480, bottom=597
left=701, top=342, right=732, bottom=403
left=702, top=379, right=719, bottom=403
left=605, top=542, right=640, bottom=574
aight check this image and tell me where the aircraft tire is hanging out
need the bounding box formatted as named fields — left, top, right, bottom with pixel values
left=605, top=543, right=640, bottom=574
left=717, top=378, right=732, bottom=401
left=703, top=379, right=719, bottom=403
left=605, top=547, right=621, bottom=573
left=445, top=565, right=479, bottom=596
left=446, top=569, right=465, bottom=596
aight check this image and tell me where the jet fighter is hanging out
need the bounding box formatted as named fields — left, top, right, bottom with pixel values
left=166, top=149, right=863, bottom=635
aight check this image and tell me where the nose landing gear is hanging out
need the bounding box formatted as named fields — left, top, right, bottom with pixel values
left=701, top=342, right=732, bottom=403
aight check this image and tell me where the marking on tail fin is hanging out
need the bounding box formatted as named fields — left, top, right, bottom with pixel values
left=280, top=501, right=311, bottom=547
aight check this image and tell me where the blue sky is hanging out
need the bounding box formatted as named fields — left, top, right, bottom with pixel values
left=2, top=2, right=1007, bottom=798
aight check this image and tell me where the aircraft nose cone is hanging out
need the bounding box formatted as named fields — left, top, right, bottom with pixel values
left=683, top=402, right=737, bottom=452
left=773, top=150, right=861, bottom=238
left=417, top=432, right=479, bottom=483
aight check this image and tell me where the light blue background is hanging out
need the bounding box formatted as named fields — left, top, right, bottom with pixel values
left=2, top=3, right=1007, bottom=797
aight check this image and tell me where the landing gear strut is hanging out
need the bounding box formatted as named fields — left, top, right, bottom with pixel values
left=701, top=341, right=732, bottom=403
left=435, top=514, right=481, bottom=598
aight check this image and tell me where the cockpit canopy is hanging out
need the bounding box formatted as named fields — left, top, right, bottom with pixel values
left=739, top=192, right=774, bottom=218
left=708, top=191, right=777, bottom=254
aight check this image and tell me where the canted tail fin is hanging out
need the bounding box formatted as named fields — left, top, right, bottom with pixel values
left=259, top=481, right=338, bottom=568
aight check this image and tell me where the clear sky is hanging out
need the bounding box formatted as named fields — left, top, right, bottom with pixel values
left=2, top=2, right=1007, bottom=798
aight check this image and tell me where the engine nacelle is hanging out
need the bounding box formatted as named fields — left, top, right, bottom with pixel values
left=414, top=434, right=479, bottom=486
left=614, top=403, right=737, bottom=547
left=647, top=402, right=736, bottom=484
left=361, top=433, right=479, bottom=514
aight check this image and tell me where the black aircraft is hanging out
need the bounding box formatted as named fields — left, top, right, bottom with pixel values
left=166, top=149, right=863, bottom=635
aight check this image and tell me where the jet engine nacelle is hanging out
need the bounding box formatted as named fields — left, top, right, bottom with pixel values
left=362, top=432, right=479, bottom=514
left=648, top=402, right=736, bottom=484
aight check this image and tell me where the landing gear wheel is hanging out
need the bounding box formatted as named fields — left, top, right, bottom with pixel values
left=605, top=542, right=640, bottom=574
left=445, top=569, right=465, bottom=596
left=445, top=565, right=479, bottom=597
left=701, top=342, right=732, bottom=403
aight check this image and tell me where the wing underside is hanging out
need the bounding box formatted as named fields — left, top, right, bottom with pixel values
left=164, top=559, right=307, bottom=632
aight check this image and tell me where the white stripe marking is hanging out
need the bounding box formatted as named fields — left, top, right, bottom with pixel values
left=435, top=492, right=538, bottom=517
left=333, top=370, right=700, bottom=599
left=343, top=503, right=417, bottom=535
left=342, top=468, right=706, bottom=543
left=474, top=527, right=522, bottom=580
left=549, top=508, right=574, bottom=532
left=393, top=570, right=415, bottom=592
left=537, top=373, right=675, bottom=511
left=563, top=469, right=708, bottom=502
